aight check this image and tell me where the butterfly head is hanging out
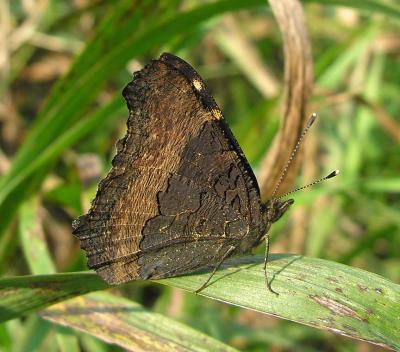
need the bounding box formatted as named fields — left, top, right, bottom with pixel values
left=264, top=198, right=294, bottom=224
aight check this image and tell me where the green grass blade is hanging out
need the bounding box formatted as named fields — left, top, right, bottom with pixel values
left=0, top=272, right=108, bottom=322
left=18, top=197, right=82, bottom=349
left=41, top=292, right=238, bottom=352
left=19, top=198, right=56, bottom=275
left=0, top=255, right=399, bottom=350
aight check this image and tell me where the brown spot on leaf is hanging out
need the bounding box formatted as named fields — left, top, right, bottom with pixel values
left=342, top=324, right=357, bottom=332
left=335, top=287, right=343, bottom=294
left=357, top=284, right=368, bottom=292
left=327, top=276, right=339, bottom=284
left=311, top=295, right=366, bottom=322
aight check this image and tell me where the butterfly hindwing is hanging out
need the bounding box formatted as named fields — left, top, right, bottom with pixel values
left=72, top=53, right=265, bottom=284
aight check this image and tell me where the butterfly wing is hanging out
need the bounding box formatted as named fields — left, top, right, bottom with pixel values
left=72, top=53, right=265, bottom=284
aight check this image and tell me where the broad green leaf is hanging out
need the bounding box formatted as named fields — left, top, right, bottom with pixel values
left=41, top=292, right=237, bottom=352
left=163, top=255, right=400, bottom=350
left=0, top=255, right=399, bottom=350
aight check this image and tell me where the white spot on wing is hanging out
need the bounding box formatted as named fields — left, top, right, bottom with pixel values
left=192, top=79, right=203, bottom=91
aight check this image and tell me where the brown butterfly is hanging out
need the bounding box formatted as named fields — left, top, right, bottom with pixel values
left=72, top=53, right=336, bottom=293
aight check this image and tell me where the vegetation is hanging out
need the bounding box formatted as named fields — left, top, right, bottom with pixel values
left=0, top=0, right=399, bottom=351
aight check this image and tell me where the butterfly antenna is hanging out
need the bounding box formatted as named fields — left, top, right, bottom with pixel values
left=270, top=112, right=317, bottom=200
left=276, top=170, right=339, bottom=200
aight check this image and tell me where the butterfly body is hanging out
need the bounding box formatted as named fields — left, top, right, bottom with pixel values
left=72, top=53, right=292, bottom=285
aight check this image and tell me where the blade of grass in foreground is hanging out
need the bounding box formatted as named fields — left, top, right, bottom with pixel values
left=41, top=292, right=237, bottom=352
left=0, top=255, right=399, bottom=350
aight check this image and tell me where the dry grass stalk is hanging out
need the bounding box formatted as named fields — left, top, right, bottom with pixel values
left=258, top=0, right=314, bottom=200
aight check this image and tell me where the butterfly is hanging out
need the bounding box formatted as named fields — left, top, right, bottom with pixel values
left=72, top=53, right=297, bottom=293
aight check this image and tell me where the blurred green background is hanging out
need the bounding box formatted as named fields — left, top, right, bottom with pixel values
left=0, top=0, right=399, bottom=351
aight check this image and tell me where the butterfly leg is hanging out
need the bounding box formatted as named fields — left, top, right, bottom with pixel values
left=195, top=245, right=236, bottom=294
left=264, top=233, right=279, bottom=296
